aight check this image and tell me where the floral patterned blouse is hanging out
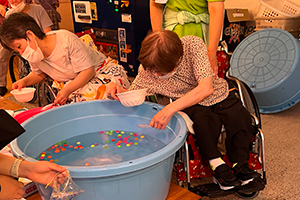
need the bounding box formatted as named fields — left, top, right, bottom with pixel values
left=130, top=35, right=229, bottom=107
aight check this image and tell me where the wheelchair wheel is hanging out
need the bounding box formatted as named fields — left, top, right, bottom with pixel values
left=9, top=53, right=21, bottom=83
left=37, top=80, right=56, bottom=107
left=236, top=191, right=259, bottom=199
left=9, top=52, right=30, bottom=82
left=9, top=52, right=37, bottom=103
left=240, top=81, right=261, bottom=127
left=228, top=77, right=262, bottom=127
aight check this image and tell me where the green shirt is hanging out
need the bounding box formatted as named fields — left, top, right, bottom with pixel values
left=163, top=0, right=224, bottom=38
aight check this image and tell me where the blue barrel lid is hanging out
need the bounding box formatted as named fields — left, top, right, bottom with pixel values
left=230, top=28, right=299, bottom=92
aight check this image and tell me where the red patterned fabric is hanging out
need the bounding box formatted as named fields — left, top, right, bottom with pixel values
left=175, top=133, right=262, bottom=182
left=75, top=28, right=98, bottom=50
left=175, top=133, right=212, bottom=182
left=0, top=0, right=8, bottom=7
left=217, top=50, right=230, bottom=78
left=0, top=0, right=8, bottom=25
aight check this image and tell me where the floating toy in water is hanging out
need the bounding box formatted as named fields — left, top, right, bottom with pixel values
left=35, top=130, right=156, bottom=167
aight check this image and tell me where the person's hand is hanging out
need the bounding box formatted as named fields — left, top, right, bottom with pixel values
left=53, top=89, right=70, bottom=105
left=150, top=105, right=174, bottom=130
left=0, top=175, right=25, bottom=200
left=207, top=50, right=218, bottom=78
left=25, top=161, right=67, bottom=187
left=12, top=79, right=26, bottom=91
left=104, top=82, right=128, bottom=101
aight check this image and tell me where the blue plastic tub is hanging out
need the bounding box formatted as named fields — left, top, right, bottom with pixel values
left=230, top=28, right=300, bottom=113
left=10, top=100, right=187, bottom=200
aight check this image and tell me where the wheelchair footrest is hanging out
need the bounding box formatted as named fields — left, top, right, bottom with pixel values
left=192, top=178, right=265, bottom=198
left=193, top=183, right=235, bottom=198
left=236, top=177, right=265, bottom=194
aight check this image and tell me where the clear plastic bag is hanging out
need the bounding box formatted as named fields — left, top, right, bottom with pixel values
left=48, top=171, right=84, bottom=200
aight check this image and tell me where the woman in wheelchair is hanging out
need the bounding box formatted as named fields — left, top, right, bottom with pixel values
left=0, top=12, right=129, bottom=105
left=106, top=30, right=261, bottom=191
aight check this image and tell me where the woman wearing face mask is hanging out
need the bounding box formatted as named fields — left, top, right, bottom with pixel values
left=6, top=0, right=52, bottom=33
left=5, top=0, right=52, bottom=32
left=0, top=0, right=52, bottom=97
left=0, top=13, right=130, bottom=105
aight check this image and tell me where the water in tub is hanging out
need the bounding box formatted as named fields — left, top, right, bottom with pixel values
left=36, top=130, right=166, bottom=166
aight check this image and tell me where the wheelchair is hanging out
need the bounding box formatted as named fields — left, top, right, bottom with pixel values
left=9, top=51, right=55, bottom=107
left=173, top=75, right=266, bottom=199
left=9, top=51, right=38, bottom=103
left=148, top=74, right=266, bottom=199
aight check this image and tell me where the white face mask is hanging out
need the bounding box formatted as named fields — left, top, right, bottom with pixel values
left=21, top=39, right=44, bottom=64
left=10, top=1, right=26, bottom=12
left=159, top=70, right=176, bottom=79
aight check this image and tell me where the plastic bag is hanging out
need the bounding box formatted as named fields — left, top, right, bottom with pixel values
left=49, top=171, right=84, bottom=200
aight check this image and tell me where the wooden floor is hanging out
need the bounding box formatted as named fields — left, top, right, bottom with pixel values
left=166, top=183, right=201, bottom=200
left=26, top=183, right=201, bottom=200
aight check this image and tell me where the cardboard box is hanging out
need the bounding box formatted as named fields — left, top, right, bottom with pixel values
left=222, top=9, right=251, bottom=53
left=19, top=178, right=38, bottom=198
left=244, top=21, right=256, bottom=38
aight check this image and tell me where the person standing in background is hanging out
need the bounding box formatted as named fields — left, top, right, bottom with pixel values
left=149, top=0, right=224, bottom=77
left=0, top=0, right=52, bottom=97
left=5, top=0, right=53, bottom=32
left=0, top=0, right=9, bottom=96
left=33, top=0, right=61, bottom=30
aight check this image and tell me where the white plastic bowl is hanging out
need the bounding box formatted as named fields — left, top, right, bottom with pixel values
left=116, top=88, right=147, bottom=107
left=10, top=87, right=36, bottom=102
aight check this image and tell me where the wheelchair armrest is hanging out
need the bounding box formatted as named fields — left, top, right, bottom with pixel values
left=250, top=113, right=260, bottom=135
left=177, top=111, right=195, bottom=134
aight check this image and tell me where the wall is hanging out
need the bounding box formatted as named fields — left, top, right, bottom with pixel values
left=224, top=0, right=300, bottom=19
left=57, top=0, right=74, bottom=32
left=56, top=0, right=300, bottom=33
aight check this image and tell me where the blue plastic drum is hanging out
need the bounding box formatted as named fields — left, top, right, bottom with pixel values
left=10, top=100, right=187, bottom=200
left=230, top=28, right=300, bottom=113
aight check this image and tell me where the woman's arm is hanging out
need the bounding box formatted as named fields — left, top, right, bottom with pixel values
left=54, top=66, right=95, bottom=105
left=0, top=154, right=15, bottom=176
left=12, top=71, right=44, bottom=90
left=150, top=77, right=214, bottom=129
left=207, top=1, right=224, bottom=76
left=19, top=160, right=67, bottom=186
left=150, top=0, right=165, bottom=31
left=0, top=175, right=24, bottom=199
left=105, top=82, right=128, bottom=101
left=0, top=154, right=66, bottom=187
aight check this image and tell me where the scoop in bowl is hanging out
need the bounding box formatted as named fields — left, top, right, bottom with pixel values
left=10, top=87, right=36, bottom=102
left=116, top=88, right=147, bottom=107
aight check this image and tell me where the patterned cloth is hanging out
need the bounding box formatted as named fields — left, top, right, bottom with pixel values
left=38, top=0, right=61, bottom=30
left=46, top=9, right=59, bottom=30
left=0, top=0, right=8, bottom=25
left=52, top=58, right=130, bottom=103
left=130, top=35, right=228, bottom=107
